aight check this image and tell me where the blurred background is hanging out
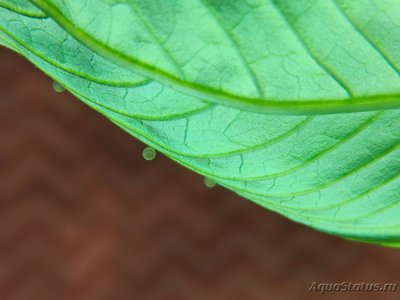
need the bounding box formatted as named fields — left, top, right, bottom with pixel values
left=0, top=47, right=399, bottom=300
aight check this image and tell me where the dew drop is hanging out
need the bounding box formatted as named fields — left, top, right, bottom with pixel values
left=204, top=177, right=217, bottom=188
left=142, top=147, right=156, bottom=161
left=52, top=81, right=65, bottom=93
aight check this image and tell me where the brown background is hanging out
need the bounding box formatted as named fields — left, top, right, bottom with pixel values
left=0, top=48, right=399, bottom=300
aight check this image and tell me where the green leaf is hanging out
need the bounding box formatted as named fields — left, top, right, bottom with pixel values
left=0, top=0, right=46, bottom=18
left=1, top=0, right=400, bottom=247
left=26, top=0, right=400, bottom=113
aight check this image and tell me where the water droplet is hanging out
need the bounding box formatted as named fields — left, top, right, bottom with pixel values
left=204, top=177, right=217, bottom=188
left=142, top=147, right=156, bottom=161
left=52, top=81, right=65, bottom=93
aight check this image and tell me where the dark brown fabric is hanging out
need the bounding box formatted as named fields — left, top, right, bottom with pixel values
left=0, top=48, right=399, bottom=300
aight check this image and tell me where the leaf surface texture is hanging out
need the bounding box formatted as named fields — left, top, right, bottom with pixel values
left=1, top=0, right=400, bottom=246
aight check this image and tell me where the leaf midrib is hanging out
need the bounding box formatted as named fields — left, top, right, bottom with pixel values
left=29, top=0, right=400, bottom=115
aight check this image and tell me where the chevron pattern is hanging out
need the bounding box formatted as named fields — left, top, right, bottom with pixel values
left=1, top=48, right=400, bottom=300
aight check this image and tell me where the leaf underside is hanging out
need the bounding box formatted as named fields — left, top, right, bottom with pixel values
left=1, top=0, right=400, bottom=247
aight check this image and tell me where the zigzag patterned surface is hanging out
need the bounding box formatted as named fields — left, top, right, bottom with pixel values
left=1, top=48, right=400, bottom=300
